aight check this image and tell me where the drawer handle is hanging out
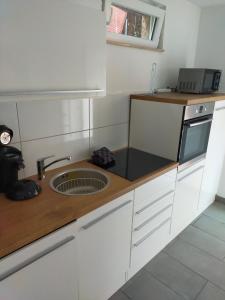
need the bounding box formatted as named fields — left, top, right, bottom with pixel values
left=178, top=166, right=204, bottom=182
left=82, top=200, right=132, bottom=230
left=135, top=190, right=174, bottom=215
left=134, top=218, right=171, bottom=248
left=0, top=236, right=75, bottom=282
left=134, top=204, right=173, bottom=232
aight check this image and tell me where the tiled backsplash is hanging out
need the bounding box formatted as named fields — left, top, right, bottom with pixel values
left=0, top=95, right=129, bottom=177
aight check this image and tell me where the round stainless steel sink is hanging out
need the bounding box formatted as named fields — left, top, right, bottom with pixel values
left=50, top=168, right=109, bottom=196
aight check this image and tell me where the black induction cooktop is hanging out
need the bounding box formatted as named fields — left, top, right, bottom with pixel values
left=94, top=147, right=174, bottom=181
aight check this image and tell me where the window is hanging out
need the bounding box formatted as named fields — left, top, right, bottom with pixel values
left=106, top=0, right=165, bottom=50
left=107, top=4, right=158, bottom=41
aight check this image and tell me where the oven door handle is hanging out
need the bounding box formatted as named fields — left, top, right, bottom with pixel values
left=187, top=118, right=213, bottom=128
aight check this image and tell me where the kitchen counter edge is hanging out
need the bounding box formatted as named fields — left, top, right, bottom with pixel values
left=130, top=92, right=225, bottom=105
left=0, top=160, right=178, bottom=259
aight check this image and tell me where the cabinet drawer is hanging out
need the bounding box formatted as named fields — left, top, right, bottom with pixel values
left=130, top=219, right=171, bottom=278
left=134, top=169, right=176, bottom=212
left=132, top=205, right=172, bottom=244
left=0, top=222, right=78, bottom=300
left=0, top=222, right=77, bottom=279
left=133, top=191, right=174, bottom=229
left=77, top=191, right=134, bottom=230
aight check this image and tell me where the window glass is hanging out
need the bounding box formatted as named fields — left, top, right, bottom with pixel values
left=107, top=4, right=158, bottom=41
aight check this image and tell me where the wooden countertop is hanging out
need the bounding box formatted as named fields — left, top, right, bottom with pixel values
left=130, top=92, right=225, bottom=105
left=0, top=160, right=178, bottom=259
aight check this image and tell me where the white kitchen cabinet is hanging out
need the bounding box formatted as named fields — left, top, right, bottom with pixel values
left=77, top=192, right=134, bottom=300
left=129, top=169, right=177, bottom=278
left=171, top=160, right=205, bottom=238
left=0, top=223, right=78, bottom=300
left=0, top=0, right=106, bottom=100
left=130, top=100, right=184, bottom=161
left=199, top=100, right=225, bottom=211
left=218, top=158, right=225, bottom=198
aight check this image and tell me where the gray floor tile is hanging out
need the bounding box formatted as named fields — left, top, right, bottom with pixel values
left=196, top=282, right=225, bottom=300
left=108, top=291, right=129, bottom=300
left=122, top=269, right=185, bottom=300
left=179, top=225, right=225, bottom=260
left=204, top=202, right=225, bottom=224
left=193, top=215, right=225, bottom=242
left=165, top=239, right=225, bottom=291
left=122, top=269, right=146, bottom=291
left=145, top=252, right=206, bottom=300
left=164, top=237, right=179, bottom=252
left=216, top=197, right=225, bottom=206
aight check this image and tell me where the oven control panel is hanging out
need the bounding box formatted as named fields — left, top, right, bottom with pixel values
left=184, top=102, right=215, bottom=120
left=198, top=105, right=205, bottom=113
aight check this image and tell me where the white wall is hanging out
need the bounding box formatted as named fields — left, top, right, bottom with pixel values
left=195, top=5, right=225, bottom=197
left=195, top=5, right=225, bottom=91
left=107, top=0, right=201, bottom=94
left=0, top=0, right=201, bottom=178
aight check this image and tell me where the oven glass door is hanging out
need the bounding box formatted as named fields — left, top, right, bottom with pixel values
left=179, top=115, right=213, bottom=164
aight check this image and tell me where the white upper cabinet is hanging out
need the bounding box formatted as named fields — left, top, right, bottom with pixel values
left=0, top=0, right=106, bottom=100
left=199, top=100, right=225, bottom=211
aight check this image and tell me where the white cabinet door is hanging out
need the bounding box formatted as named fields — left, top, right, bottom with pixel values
left=199, top=101, right=225, bottom=212
left=171, top=161, right=205, bottom=238
left=77, top=192, right=134, bottom=300
left=0, top=223, right=78, bottom=300
left=0, top=0, right=106, bottom=99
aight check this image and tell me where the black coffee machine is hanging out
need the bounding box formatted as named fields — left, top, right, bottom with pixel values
left=0, top=125, right=24, bottom=193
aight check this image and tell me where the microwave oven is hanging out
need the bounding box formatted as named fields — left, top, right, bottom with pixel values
left=177, top=68, right=222, bottom=94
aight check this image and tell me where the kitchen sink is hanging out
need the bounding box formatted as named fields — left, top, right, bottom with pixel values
left=50, top=168, right=109, bottom=196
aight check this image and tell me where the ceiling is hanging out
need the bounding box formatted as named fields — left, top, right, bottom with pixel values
left=188, top=0, right=225, bottom=6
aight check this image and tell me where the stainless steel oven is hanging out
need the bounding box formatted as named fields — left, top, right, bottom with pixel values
left=178, top=103, right=214, bottom=167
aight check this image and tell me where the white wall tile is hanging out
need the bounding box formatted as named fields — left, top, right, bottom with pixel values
left=90, top=123, right=129, bottom=152
left=0, top=102, right=20, bottom=143
left=90, top=94, right=129, bottom=129
left=1, top=97, right=130, bottom=178
left=21, top=130, right=90, bottom=177
left=17, top=98, right=89, bottom=141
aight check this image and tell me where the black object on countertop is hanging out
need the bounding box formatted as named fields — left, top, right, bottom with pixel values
left=6, top=180, right=42, bottom=201
left=0, top=146, right=25, bottom=193
left=91, top=147, right=115, bottom=168
left=94, top=147, right=174, bottom=181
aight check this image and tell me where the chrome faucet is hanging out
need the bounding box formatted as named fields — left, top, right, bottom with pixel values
left=37, top=155, right=72, bottom=180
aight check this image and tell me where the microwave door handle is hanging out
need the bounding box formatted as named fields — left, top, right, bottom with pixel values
left=188, top=119, right=213, bottom=128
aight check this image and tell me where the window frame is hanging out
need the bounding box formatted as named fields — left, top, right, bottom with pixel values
left=106, top=0, right=165, bottom=49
